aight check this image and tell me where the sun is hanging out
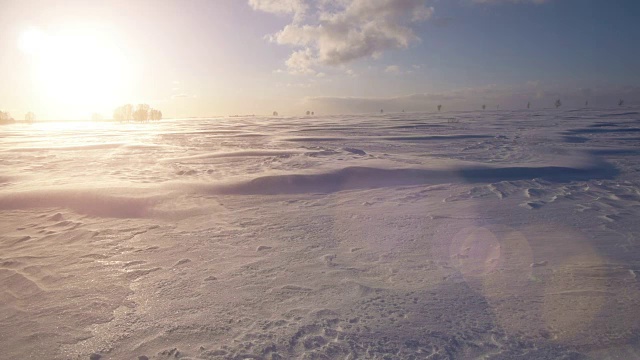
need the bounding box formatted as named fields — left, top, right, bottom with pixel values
left=18, top=26, right=131, bottom=117
left=18, top=28, right=47, bottom=55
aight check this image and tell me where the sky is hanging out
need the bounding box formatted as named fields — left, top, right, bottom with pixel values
left=0, top=0, right=639, bottom=119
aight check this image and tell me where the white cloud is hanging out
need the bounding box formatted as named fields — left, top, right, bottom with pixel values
left=275, top=81, right=313, bottom=88
left=285, top=48, right=317, bottom=75
left=248, top=0, right=308, bottom=20
left=385, top=65, right=402, bottom=74
left=252, top=0, right=434, bottom=74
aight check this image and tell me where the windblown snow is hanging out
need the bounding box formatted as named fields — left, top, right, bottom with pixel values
left=1, top=109, right=640, bottom=359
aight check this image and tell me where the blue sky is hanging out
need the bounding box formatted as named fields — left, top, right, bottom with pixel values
left=420, top=0, right=640, bottom=87
left=1, top=0, right=639, bottom=118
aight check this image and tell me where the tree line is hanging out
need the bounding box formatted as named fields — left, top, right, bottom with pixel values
left=0, top=111, right=36, bottom=124
left=113, top=104, right=162, bottom=122
left=475, top=99, right=626, bottom=111
left=0, top=111, right=14, bottom=124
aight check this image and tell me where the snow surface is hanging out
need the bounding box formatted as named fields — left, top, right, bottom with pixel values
left=1, top=109, right=640, bottom=359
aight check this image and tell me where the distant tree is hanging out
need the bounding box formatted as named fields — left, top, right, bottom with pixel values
left=555, top=99, right=562, bottom=108
left=437, top=104, right=442, bottom=112
left=149, top=109, right=162, bottom=121
left=91, top=113, right=103, bottom=121
left=25, top=112, right=35, bottom=123
left=482, top=104, right=486, bottom=110
left=133, top=104, right=150, bottom=122
left=619, top=99, right=624, bottom=106
left=0, top=110, right=15, bottom=124
left=496, top=105, right=499, bottom=110
left=124, top=104, right=133, bottom=121
left=113, top=107, right=123, bottom=121
left=380, top=109, right=384, bottom=114
left=114, top=104, right=161, bottom=122
left=311, top=111, right=314, bottom=115
left=527, top=102, right=531, bottom=109
left=585, top=100, right=589, bottom=107
left=113, top=104, right=134, bottom=122
left=273, top=111, right=278, bottom=116
left=306, top=111, right=310, bottom=116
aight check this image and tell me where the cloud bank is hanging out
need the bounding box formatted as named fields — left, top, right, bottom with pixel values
left=304, top=84, right=640, bottom=113
left=250, top=0, right=434, bottom=74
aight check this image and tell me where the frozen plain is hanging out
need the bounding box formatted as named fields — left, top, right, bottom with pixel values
left=1, top=108, right=640, bottom=359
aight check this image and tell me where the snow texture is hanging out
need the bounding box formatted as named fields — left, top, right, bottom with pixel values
left=1, top=108, right=640, bottom=359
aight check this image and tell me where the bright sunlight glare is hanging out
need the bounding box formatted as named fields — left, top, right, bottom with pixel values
left=18, top=28, right=46, bottom=55
left=18, top=26, right=131, bottom=118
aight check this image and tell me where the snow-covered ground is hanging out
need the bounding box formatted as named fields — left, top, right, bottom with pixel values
left=1, top=109, right=640, bottom=359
